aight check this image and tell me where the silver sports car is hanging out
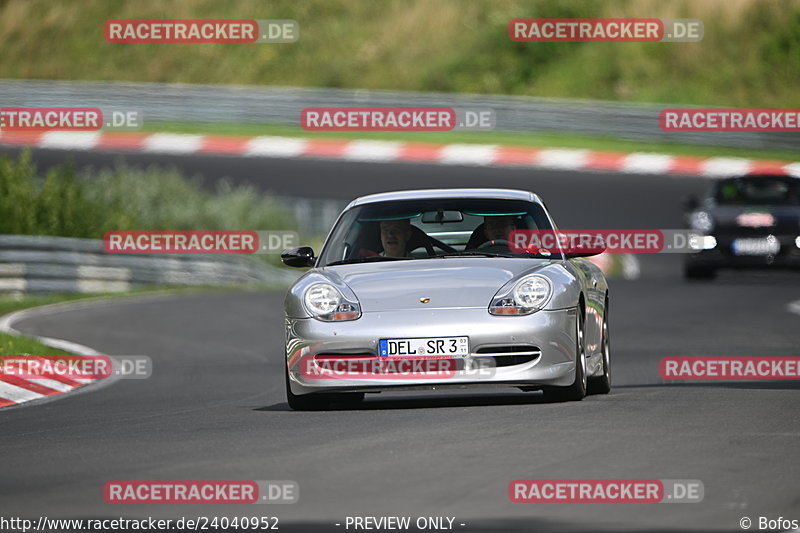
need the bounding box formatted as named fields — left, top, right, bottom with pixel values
left=281, top=188, right=610, bottom=410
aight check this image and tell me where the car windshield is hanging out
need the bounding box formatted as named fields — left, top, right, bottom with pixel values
left=713, top=176, right=800, bottom=206
left=317, top=197, right=560, bottom=266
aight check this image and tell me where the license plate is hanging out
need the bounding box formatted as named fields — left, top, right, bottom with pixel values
left=732, top=237, right=780, bottom=256
left=379, top=337, right=469, bottom=357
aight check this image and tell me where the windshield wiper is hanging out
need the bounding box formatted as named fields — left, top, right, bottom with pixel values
left=325, top=256, right=411, bottom=266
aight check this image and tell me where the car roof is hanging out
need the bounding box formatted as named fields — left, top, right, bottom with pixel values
left=722, top=173, right=800, bottom=182
left=711, top=173, right=800, bottom=191
left=347, top=188, right=543, bottom=209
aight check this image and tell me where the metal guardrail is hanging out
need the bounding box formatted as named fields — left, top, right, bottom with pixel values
left=277, top=196, right=347, bottom=238
left=1, top=80, right=797, bottom=150
left=0, top=235, right=299, bottom=294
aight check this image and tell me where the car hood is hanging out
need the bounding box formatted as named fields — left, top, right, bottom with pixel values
left=321, top=258, right=553, bottom=312
left=708, top=205, right=800, bottom=234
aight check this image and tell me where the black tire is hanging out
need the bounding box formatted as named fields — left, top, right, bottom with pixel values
left=587, top=298, right=611, bottom=395
left=685, top=264, right=715, bottom=280
left=285, top=364, right=364, bottom=411
left=545, top=305, right=587, bottom=402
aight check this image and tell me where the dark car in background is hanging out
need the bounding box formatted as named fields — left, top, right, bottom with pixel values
left=683, top=174, right=800, bottom=279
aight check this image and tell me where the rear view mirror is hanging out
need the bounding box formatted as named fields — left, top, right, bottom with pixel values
left=281, top=246, right=315, bottom=267
left=421, top=210, right=464, bottom=223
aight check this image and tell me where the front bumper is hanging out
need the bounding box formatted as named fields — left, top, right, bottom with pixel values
left=686, top=235, right=800, bottom=269
left=285, top=307, right=578, bottom=396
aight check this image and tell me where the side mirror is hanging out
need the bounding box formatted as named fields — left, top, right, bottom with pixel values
left=281, top=246, right=315, bottom=268
left=683, top=194, right=699, bottom=212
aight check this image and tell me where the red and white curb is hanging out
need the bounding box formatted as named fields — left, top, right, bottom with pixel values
left=1, top=131, right=797, bottom=177
left=0, top=302, right=105, bottom=409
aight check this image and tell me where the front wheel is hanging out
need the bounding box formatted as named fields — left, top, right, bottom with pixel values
left=587, top=298, right=611, bottom=395
left=544, top=306, right=587, bottom=402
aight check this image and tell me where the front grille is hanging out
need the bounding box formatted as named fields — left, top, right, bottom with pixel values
left=475, top=345, right=540, bottom=355
left=474, top=345, right=541, bottom=367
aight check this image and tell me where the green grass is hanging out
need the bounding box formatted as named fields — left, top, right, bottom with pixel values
left=144, top=121, right=800, bottom=161
left=0, top=334, right=74, bottom=358
left=0, top=150, right=298, bottom=237
left=0, top=293, right=109, bottom=317
left=0, top=0, right=797, bottom=107
left=0, top=150, right=304, bottom=268
left=0, top=293, right=110, bottom=358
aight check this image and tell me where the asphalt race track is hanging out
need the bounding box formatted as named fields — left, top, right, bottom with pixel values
left=2, top=147, right=799, bottom=532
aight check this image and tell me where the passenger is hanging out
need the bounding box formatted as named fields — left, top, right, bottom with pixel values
left=483, top=215, right=516, bottom=242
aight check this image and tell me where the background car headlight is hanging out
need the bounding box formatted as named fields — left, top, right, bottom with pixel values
left=490, top=275, right=552, bottom=316
left=690, top=211, right=714, bottom=234
left=303, top=283, right=361, bottom=321
left=689, top=234, right=717, bottom=250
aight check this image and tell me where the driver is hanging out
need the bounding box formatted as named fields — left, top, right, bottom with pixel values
left=483, top=215, right=516, bottom=242
left=380, top=219, right=412, bottom=257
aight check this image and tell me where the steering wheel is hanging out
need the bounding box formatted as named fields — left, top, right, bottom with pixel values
left=477, top=239, right=510, bottom=250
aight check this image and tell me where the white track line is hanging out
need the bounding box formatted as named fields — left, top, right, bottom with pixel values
left=343, top=140, right=402, bottom=162
left=0, top=300, right=108, bottom=409
left=701, top=157, right=753, bottom=177
left=39, top=131, right=100, bottom=150
left=0, top=381, right=44, bottom=403
left=244, top=136, right=308, bottom=157
left=3, top=132, right=800, bottom=176
left=535, top=149, right=590, bottom=170
left=438, top=144, right=498, bottom=166
left=622, top=153, right=674, bottom=174
left=27, top=378, right=75, bottom=393
left=143, top=133, right=204, bottom=154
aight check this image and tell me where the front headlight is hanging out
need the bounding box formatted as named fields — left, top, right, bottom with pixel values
left=489, top=275, right=552, bottom=316
left=303, top=283, right=361, bottom=321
